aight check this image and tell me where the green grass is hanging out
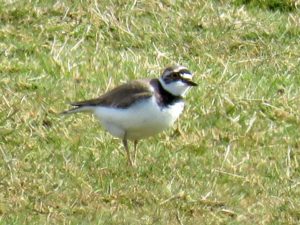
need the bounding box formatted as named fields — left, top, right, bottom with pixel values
left=1, top=0, right=300, bottom=224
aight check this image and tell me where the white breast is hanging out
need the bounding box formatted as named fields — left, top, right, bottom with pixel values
left=93, top=96, right=184, bottom=140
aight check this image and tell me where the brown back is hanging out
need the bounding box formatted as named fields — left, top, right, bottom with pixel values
left=71, top=79, right=154, bottom=108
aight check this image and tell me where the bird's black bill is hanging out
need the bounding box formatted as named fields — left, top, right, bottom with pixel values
left=183, top=79, right=198, bottom=86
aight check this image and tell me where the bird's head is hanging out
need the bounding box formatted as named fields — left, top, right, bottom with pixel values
left=159, top=65, right=197, bottom=97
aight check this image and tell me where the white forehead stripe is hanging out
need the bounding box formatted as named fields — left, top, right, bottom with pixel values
left=173, top=66, right=187, bottom=73
left=181, top=73, right=193, bottom=80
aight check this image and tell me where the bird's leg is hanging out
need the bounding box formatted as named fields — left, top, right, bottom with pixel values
left=122, top=134, right=133, bottom=167
left=133, top=140, right=139, bottom=166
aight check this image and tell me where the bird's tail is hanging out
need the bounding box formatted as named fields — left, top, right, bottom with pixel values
left=60, top=105, right=93, bottom=115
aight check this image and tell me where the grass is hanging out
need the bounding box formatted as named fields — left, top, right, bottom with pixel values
left=1, top=0, right=300, bottom=224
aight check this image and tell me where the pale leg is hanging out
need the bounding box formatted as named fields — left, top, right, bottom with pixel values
left=133, top=140, right=139, bottom=166
left=122, top=135, right=133, bottom=166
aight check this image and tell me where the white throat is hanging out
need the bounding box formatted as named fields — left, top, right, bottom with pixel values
left=159, top=78, right=191, bottom=97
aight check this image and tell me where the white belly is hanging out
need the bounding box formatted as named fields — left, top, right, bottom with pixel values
left=93, top=97, right=184, bottom=140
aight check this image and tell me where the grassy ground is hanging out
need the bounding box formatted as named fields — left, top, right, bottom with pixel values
left=1, top=0, right=300, bottom=224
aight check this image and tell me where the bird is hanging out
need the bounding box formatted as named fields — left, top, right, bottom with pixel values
left=61, top=65, right=197, bottom=166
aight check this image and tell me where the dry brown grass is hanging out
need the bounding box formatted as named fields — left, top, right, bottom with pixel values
left=0, top=0, right=300, bottom=224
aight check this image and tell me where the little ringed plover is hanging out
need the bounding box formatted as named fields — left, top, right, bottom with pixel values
left=61, top=65, right=197, bottom=166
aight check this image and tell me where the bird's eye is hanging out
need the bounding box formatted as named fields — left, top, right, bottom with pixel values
left=171, top=72, right=180, bottom=78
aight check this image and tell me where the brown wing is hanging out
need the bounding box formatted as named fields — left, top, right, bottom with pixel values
left=70, top=80, right=154, bottom=109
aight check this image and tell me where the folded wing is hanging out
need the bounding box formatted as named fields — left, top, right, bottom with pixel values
left=61, top=80, right=154, bottom=114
